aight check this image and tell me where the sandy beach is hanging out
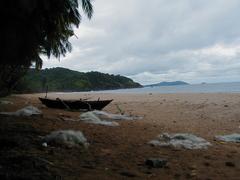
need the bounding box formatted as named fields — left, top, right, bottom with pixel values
left=0, top=92, right=240, bottom=179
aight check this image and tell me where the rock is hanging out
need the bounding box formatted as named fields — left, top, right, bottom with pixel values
left=174, top=173, right=181, bottom=178
left=225, top=162, right=235, bottom=167
left=81, top=165, right=95, bottom=169
left=190, top=171, right=197, bottom=177
left=120, top=171, right=137, bottom=178
left=186, top=171, right=197, bottom=178
left=188, top=165, right=197, bottom=170
left=145, top=158, right=168, bottom=168
left=204, top=162, right=210, bottom=167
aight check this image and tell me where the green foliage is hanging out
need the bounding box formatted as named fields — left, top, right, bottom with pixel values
left=0, top=0, right=93, bottom=96
left=1, top=0, right=93, bottom=68
left=0, top=65, right=29, bottom=97
left=15, top=68, right=142, bottom=93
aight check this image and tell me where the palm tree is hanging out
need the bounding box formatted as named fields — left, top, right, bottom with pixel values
left=38, top=0, right=94, bottom=67
left=0, top=0, right=93, bottom=68
left=0, top=0, right=93, bottom=96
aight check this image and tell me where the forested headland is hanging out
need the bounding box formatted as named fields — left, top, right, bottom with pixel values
left=14, top=67, right=142, bottom=93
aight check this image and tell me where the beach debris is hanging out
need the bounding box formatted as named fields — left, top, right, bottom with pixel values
left=43, top=130, right=89, bottom=148
left=0, top=100, right=13, bottom=105
left=0, top=105, right=42, bottom=116
left=60, top=117, right=80, bottom=121
left=42, top=142, right=48, bottom=147
left=116, top=104, right=125, bottom=115
left=58, top=114, right=80, bottom=121
left=215, top=134, right=240, bottom=143
left=80, top=111, right=119, bottom=126
left=80, top=110, right=142, bottom=126
left=92, top=110, right=143, bottom=121
left=149, top=133, right=211, bottom=150
left=58, top=113, right=81, bottom=121
left=145, top=158, right=168, bottom=168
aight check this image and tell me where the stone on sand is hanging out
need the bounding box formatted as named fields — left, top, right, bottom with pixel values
left=145, top=158, right=168, bottom=168
left=149, top=133, right=211, bottom=150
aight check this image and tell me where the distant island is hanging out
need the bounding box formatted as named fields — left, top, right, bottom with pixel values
left=145, top=81, right=189, bottom=87
left=15, top=67, right=142, bottom=93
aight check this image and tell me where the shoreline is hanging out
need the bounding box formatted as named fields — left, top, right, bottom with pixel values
left=13, top=81, right=240, bottom=95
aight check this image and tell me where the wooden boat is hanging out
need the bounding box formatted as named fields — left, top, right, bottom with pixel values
left=39, top=97, right=113, bottom=111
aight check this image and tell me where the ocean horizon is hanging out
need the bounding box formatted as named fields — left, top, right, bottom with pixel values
left=95, top=82, right=240, bottom=94
left=53, top=82, right=240, bottom=94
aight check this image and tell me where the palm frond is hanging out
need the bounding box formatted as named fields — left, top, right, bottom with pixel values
left=81, top=0, right=93, bottom=19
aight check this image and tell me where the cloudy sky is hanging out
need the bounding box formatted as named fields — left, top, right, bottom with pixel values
left=43, top=0, right=240, bottom=85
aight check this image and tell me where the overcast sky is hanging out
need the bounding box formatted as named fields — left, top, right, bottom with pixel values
left=43, top=0, right=240, bottom=85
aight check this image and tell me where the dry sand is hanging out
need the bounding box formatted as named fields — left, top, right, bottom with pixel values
left=0, top=92, right=240, bottom=179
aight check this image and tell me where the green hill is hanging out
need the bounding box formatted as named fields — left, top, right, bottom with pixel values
left=15, top=67, right=142, bottom=92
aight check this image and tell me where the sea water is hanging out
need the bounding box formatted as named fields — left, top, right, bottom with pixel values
left=94, top=82, right=240, bottom=94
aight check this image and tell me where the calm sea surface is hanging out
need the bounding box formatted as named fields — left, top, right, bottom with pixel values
left=92, top=82, right=240, bottom=94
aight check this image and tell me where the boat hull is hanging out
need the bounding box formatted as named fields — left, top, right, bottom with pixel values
left=39, top=98, right=113, bottom=111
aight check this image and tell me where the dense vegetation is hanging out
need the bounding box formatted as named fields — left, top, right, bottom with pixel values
left=15, top=68, right=142, bottom=93
left=0, top=0, right=93, bottom=97
left=1, top=0, right=93, bottom=67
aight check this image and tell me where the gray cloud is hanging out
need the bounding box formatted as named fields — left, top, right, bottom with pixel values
left=43, top=0, right=240, bottom=85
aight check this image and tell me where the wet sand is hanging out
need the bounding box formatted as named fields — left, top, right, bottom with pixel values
left=0, top=92, right=240, bottom=179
